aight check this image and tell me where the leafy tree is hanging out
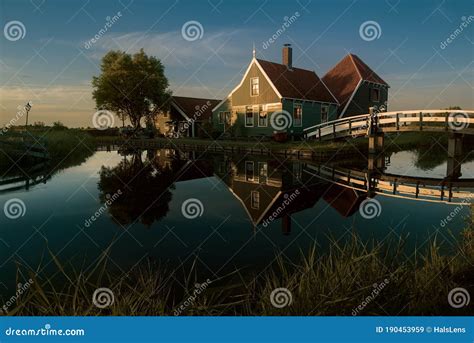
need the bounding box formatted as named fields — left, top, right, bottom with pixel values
left=92, top=49, right=172, bottom=130
left=52, top=121, right=67, bottom=130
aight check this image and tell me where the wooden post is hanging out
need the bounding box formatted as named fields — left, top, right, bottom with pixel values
left=419, top=112, right=423, bottom=131
left=396, top=113, right=400, bottom=131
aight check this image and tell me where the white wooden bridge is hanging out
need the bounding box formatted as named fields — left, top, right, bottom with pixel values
left=304, top=110, right=474, bottom=140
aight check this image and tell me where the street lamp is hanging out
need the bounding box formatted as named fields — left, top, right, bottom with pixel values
left=24, top=101, right=32, bottom=130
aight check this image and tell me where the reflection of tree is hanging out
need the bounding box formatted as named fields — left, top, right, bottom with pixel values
left=413, top=144, right=474, bottom=171
left=98, top=150, right=184, bottom=227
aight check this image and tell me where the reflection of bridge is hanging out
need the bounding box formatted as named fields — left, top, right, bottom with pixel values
left=0, top=162, right=51, bottom=194
left=304, top=110, right=474, bottom=140
left=303, top=162, right=474, bottom=205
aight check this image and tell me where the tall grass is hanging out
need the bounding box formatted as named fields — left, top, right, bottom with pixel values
left=7, top=220, right=474, bottom=316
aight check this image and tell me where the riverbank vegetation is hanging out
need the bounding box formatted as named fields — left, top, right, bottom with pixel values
left=0, top=127, right=95, bottom=173
left=8, top=212, right=473, bottom=316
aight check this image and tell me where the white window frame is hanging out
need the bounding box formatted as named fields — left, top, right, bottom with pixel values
left=321, top=105, right=329, bottom=123
left=218, top=111, right=225, bottom=124
left=293, top=103, right=303, bottom=127
left=245, top=161, right=254, bottom=181
left=250, top=77, right=259, bottom=97
left=251, top=191, right=260, bottom=209
left=245, top=106, right=254, bottom=127
left=258, top=162, right=268, bottom=184
left=258, top=105, right=267, bottom=127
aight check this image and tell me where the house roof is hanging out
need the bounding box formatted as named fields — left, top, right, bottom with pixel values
left=172, top=96, right=221, bottom=121
left=256, top=59, right=339, bottom=104
left=322, top=54, right=389, bottom=111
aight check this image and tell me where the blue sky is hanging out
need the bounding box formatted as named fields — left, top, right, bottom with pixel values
left=0, top=0, right=473, bottom=126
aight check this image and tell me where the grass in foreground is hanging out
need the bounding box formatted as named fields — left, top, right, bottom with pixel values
left=7, top=215, right=474, bottom=316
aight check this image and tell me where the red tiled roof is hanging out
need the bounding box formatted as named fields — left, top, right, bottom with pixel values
left=322, top=54, right=388, bottom=110
left=172, top=96, right=221, bottom=121
left=256, top=59, right=338, bottom=104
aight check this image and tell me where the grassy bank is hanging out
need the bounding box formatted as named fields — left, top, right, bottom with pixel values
left=8, top=215, right=474, bottom=316
left=0, top=129, right=95, bottom=171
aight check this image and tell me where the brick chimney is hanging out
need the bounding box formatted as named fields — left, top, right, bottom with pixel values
left=282, top=44, right=292, bottom=69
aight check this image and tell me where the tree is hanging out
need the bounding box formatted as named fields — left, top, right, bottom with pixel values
left=92, top=49, right=172, bottom=130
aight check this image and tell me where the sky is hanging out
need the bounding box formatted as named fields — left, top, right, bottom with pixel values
left=0, top=0, right=473, bottom=127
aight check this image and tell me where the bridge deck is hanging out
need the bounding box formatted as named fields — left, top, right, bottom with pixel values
left=304, top=110, right=474, bottom=140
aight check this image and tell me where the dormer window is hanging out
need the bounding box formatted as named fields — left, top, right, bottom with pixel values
left=250, top=77, right=259, bottom=96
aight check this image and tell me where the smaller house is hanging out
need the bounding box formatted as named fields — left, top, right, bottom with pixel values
left=322, top=54, right=389, bottom=118
left=156, top=96, right=221, bottom=138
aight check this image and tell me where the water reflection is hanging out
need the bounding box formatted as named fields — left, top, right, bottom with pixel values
left=89, top=148, right=474, bottom=232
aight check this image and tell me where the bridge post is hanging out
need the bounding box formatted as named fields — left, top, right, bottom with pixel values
left=368, top=107, right=385, bottom=154
left=446, top=133, right=463, bottom=178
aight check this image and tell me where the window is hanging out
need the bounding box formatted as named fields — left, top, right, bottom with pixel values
left=250, top=77, right=259, bottom=96
left=370, top=88, right=380, bottom=102
left=219, top=111, right=231, bottom=125
left=251, top=191, right=260, bottom=209
left=321, top=105, right=329, bottom=123
left=245, top=106, right=254, bottom=127
left=293, top=103, right=302, bottom=127
left=245, top=161, right=254, bottom=181
left=258, top=105, right=267, bottom=127
left=258, top=162, right=268, bottom=184
left=224, top=111, right=230, bottom=125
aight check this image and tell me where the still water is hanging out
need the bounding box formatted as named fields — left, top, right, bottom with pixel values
left=0, top=148, right=473, bottom=295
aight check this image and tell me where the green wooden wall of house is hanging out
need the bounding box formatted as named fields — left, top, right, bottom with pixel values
left=343, top=82, right=389, bottom=117
left=212, top=61, right=339, bottom=138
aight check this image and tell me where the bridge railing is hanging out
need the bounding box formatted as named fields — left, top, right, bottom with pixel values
left=304, top=110, right=474, bottom=140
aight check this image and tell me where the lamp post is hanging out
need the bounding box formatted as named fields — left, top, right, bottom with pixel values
left=24, top=101, right=32, bottom=130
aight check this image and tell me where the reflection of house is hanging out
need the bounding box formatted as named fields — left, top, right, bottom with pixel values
left=322, top=183, right=364, bottom=217
left=213, top=155, right=369, bottom=235
left=212, top=44, right=339, bottom=138
left=150, top=149, right=214, bottom=182
left=322, top=54, right=389, bottom=118
left=213, top=155, right=327, bottom=234
left=156, top=96, right=220, bottom=138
